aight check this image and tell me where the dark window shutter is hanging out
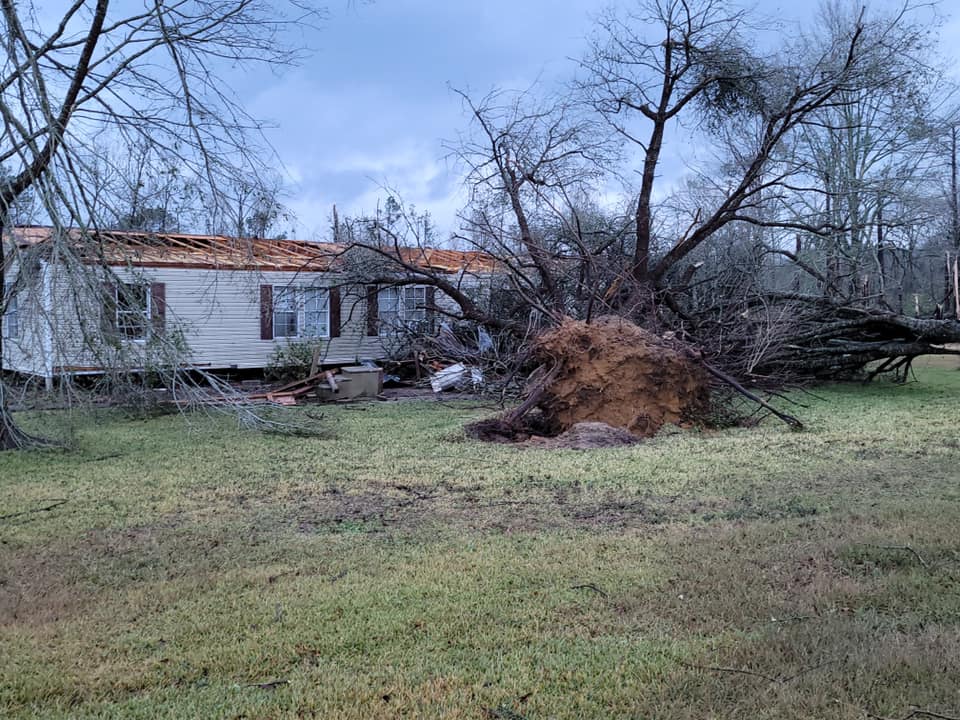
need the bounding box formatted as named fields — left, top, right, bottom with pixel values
left=425, top=286, right=436, bottom=332
left=260, top=285, right=273, bottom=340
left=329, top=286, right=341, bottom=338
left=101, top=282, right=117, bottom=334
left=365, top=284, right=379, bottom=336
left=150, top=282, right=166, bottom=334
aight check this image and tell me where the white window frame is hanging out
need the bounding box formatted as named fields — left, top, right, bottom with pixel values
left=2, top=283, right=17, bottom=339
left=378, top=285, right=428, bottom=335
left=377, top=286, right=399, bottom=335
left=272, top=285, right=299, bottom=339
left=273, top=285, right=330, bottom=340
left=115, top=283, right=151, bottom=342
left=301, top=286, right=330, bottom=338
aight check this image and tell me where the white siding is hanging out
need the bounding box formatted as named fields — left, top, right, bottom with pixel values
left=2, top=257, right=49, bottom=376
left=8, top=260, right=496, bottom=376
left=37, top=266, right=389, bottom=372
left=153, top=268, right=384, bottom=369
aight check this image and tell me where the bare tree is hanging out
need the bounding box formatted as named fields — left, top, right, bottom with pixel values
left=448, top=88, right=622, bottom=322
left=245, top=0, right=960, bottom=393
left=205, top=172, right=293, bottom=240
left=0, top=0, right=322, bottom=449
left=773, top=1, right=954, bottom=305
left=575, top=0, right=946, bottom=301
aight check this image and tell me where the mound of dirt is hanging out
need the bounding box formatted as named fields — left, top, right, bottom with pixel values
left=532, top=316, right=710, bottom=438
left=528, top=422, right=640, bottom=449
left=464, top=417, right=523, bottom=443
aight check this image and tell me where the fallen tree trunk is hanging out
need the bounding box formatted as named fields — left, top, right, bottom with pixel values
left=684, top=292, right=960, bottom=382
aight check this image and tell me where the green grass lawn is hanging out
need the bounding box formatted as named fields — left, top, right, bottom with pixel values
left=2, top=370, right=960, bottom=719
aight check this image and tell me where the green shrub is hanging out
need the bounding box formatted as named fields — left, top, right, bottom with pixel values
left=265, top=340, right=327, bottom=381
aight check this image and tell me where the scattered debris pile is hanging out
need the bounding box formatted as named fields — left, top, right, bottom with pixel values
left=429, top=362, right=483, bottom=393
left=249, top=365, right=383, bottom=406
left=467, top=316, right=713, bottom=444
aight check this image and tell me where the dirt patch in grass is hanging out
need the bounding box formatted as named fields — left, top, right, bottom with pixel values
left=282, top=481, right=736, bottom=535
left=0, top=485, right=730, bottom=628
left=275, top=482, right=826, bottom=535
left=0, top=513, right=193, bottom=627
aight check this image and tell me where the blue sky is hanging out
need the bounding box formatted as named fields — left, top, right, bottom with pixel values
left=245, top=0, right=960, bottom=241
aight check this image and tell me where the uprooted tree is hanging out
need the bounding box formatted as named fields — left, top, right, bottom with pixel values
left=0, top=0, right=322, bottom=450
left=346, top=0, right=960, bottom=400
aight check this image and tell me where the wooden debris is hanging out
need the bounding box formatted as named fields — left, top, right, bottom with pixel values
left=309, top=346, right=322, bottom=377
left=248, top=370, right=335, bottom=406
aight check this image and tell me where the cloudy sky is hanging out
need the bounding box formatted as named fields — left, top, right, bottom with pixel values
left=245, top=0, right=960, bottom=242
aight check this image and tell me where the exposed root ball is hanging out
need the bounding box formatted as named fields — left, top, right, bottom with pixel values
left=533, top=316, right=710, bottom=437
left=464, top=417, right=523, bottom=443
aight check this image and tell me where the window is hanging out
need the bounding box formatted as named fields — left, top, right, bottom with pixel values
left=302, top=287, right=330, bottom=337
left=272, top=285, right=330, bottom=339
left=378, top=285, right=428, bottom=334
left=272, top=286, right=299, bottom=338
left=2, top=283, right=17, bottom=339
left=116, top=283, right=150, bottom=340
left=402, top=285, right=427, bottom=326
left=377, top=286, right=399, bottom=332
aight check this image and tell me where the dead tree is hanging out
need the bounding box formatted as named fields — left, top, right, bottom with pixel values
left=0, top=0, right=322, bottom=450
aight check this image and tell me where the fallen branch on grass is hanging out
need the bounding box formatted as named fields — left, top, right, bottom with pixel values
left=570, top=583, right=608, bottom=598
left=680, top=659, right=838, bottom=684
left=248, top=679, right=288, bottom=691
left=701, top=361, right=804, bottom=430
left=859, top=544, right=929, bottom=569
left=679, top=661, right=779, bottom=683
left=779, top=659, right=840, bottom=682
left=0, top=498, right=68, bottom=521
left=767, top=615, right=816, bottom=625
left=868, top=709, right=960, bottom=720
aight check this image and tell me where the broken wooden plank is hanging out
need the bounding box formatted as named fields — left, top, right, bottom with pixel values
left=248, top=368, right=346, bottom=400
left=269, top=369, right=340, bottom=395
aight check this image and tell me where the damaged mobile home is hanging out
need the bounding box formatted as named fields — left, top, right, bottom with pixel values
left=1, top=226, right=496, bottom=386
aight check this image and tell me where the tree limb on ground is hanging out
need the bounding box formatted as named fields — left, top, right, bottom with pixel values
left=0, top=498, right=68, bottom=521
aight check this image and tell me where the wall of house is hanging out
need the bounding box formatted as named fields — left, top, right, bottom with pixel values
left=74, top=267, right=387, bottom=371
left=165, top=268, right=386, bottom=369
left=1, top=256, right=50, bottom=376
left=8, top=260, right=494, bottom=377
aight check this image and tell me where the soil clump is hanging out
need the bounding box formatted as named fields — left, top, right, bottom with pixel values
left=467, top=316, right=711, bottom=445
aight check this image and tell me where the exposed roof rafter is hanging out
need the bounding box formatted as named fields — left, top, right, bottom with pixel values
left=5, top=226, right=496, bottom=274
